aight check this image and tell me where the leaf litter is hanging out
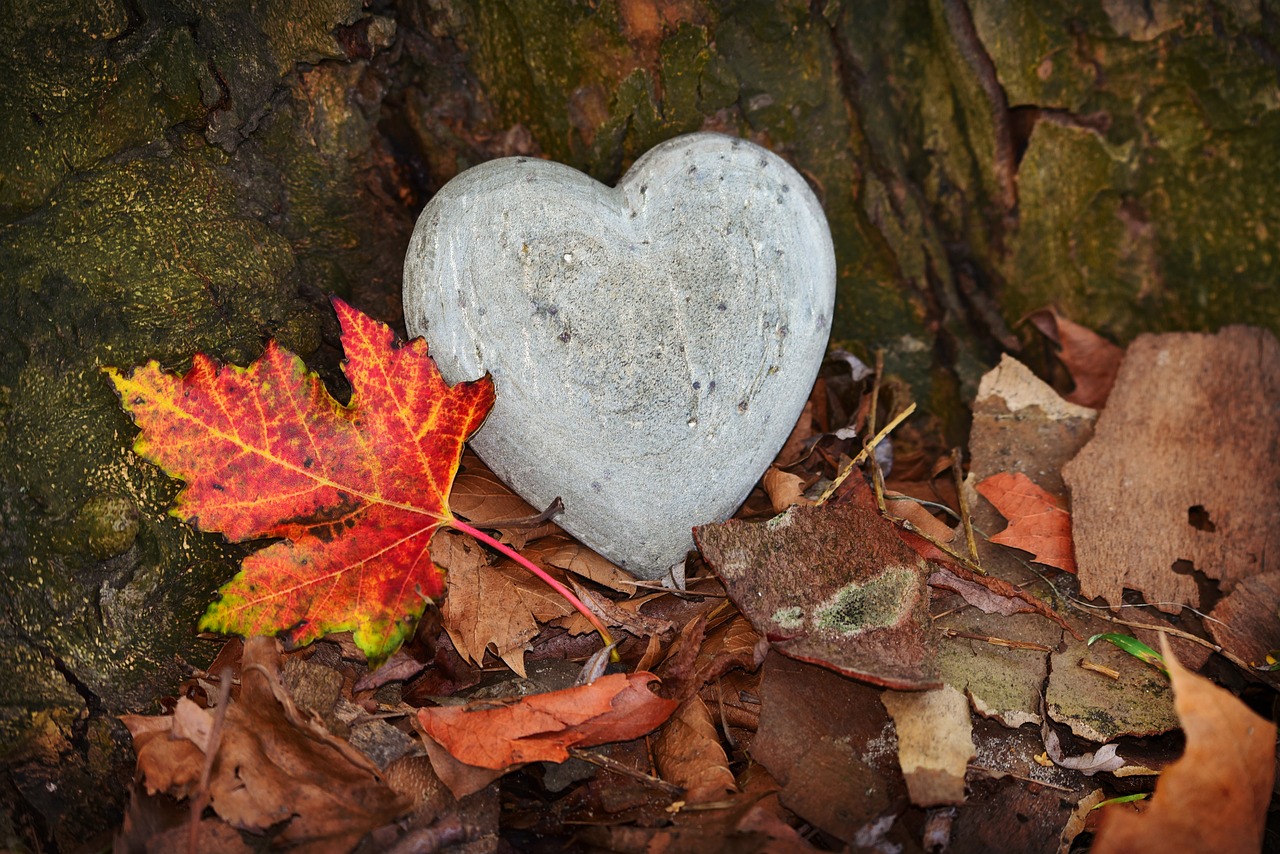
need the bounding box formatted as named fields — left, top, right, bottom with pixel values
left=114, top=307, right=1280, bottom=852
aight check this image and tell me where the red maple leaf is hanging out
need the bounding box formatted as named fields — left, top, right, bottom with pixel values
left=106, top=299, right=495, bottom=663
left=974, top=471, right=1077, bottom=573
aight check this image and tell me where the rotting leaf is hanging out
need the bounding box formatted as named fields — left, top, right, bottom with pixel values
left=882, top=685, right=975, bottom=807
left=653, top=694, right=736, bottom=805
left=106, top=299, right=495, bottom=664
left=975, top=471, right=1076, bottom=573
left=1092, top=638, right=1277, bottom=854
left=694, top=500, right=940, bottom=690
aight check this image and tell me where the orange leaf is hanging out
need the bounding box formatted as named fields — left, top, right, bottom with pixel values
left=106, top=299, right=494, bottom=663
left=1092, top=637, right=1276, bottom=854
left=417, top=672, right=677, bottom=770
left=975, top=471, right=1076, bottom=573
left=1026, top=306, right=1123, bottom=409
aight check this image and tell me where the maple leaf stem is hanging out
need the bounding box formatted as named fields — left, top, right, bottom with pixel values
left=446, top=517, right=620, bottom=662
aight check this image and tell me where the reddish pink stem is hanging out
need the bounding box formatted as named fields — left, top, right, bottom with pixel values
left=447, top=517, right=618, bottom=659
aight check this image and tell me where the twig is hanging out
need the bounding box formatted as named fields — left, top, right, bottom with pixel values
left=567, top=748, right=685, bottom=798
left=1075, top=609, right=1254, bottom=673
left=818, top=403, right=917, bottom=503
left=940, top=629, right=1051, bottom=652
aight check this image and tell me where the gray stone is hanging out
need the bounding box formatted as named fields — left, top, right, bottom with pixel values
left=403, top=133, right=835, bottom=578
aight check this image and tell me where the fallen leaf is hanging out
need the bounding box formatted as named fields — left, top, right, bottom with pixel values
left=107, top=299, right=494, bottom=663
left=1040, top=704, right=1126, bottom=776
left=416, top=672, right=677, bottom=771
left=695, top=501, right=940, bottom=690
left=929, top=565, right=1077, bottom=637
left=1208, top=572, right=1280, bottom=675
left=122, top=637, right=410, bottom=849
left=976, top=471, right=1076, bottom=573
left=1026, top=307, right=1124, bottom=409
left=434, top=530, right=574, bottom=676
left=762, top=467, right=812, bottom=513
left=653, top=694, right=736, bottom=804
left=751, top=653, right=907, bottom=843
left=1046, top=632, right=1177, bottom=743
left=1092, top=638, right=1277, bottom=854
left=881, top=685, right=975, bottom=806
left=1064, top=326, right=1280, bottom=610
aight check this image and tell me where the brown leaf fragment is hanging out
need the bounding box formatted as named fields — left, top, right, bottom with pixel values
left=1047, top=630, right=1177, bottom=743
left=881, top=685, right=975, bottom=806
left=1064, top=326, right=1280, bottom=610
left=1026, top=307, right=1124, bottom=409
left=416, top=672, right=678, bottom=771
left=1092, top=638, right=1277, bottom=854
left=976, top=471, right=1076, bottom=573
left=929, top=565, right=1079, bottom=637
left=751, top=653, right=907, bottom=842
left=761, top=466, right=813, bottom=513
left=653, top=694, right=736, bottom=804
left=694, top=501, right=940, bottom=690
left=123, top=637, right=410, bottom=851
left=1207, top=571, right=1280, bottom=675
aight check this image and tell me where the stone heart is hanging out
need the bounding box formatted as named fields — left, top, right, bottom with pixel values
left=403, top=132, right=835, bottom=579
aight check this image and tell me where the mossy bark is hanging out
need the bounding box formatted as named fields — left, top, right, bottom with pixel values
left=3, top=0, right=1279, bottom=845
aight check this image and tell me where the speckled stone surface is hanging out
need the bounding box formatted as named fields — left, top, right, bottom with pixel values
left=404, top=133, right=835, bottom=578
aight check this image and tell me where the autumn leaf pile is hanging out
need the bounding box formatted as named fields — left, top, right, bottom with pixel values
left=109, top=302, right=1280, bottom=853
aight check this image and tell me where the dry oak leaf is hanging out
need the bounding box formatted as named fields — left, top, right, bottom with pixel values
left=1092, top=637, right=1276, bottom=854
left=417, top=672, right=678, bottom=770
left=975, top=471, right=1076, bottom=573
left=106, top=299, right=494, bottom=664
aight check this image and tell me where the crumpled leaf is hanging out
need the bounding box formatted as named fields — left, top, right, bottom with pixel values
left=1026, top=307, right=1124, bottom=409
left=416, top=672, right=677, bottom=772
left=107, top=299, right=494, bottom=663
left=976, top=471, right=1076, bottom=573
left=1092, top=637, right=1277, bottom=853
left=694, top=500, right=940, bottom=690
left=928, top=566, right=1079, bottom=638
left=122, top=637, right=410, bottom=850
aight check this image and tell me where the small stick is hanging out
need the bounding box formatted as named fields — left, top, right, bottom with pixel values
left=567, top=747, right=685, bottom=798
left=941, top=628, right=1051, bottom=652
left=899, top=517, right=988, bottom=576
left=818, top=403, right=916, bottom=503
left=1077, top=609, right=1254, bottom=673
left=1080, top=660, right=1120, bottom=680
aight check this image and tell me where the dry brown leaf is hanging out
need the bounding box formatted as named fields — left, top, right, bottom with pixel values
left=435, top=530, right=575, bottom=676
left=1208, top=571, right=1280, bottom=674
left=1026, top=307, right=1124, bottom=409
left=773, top=399, right=816, bottom=467
left=928, top=567, right=1077, bottom=637
left=121, top=637, right=410, bottom=851
left=976, top=471, right=1076, bottom=573
left=450, top=450, right=540, bottom=525
left=762, top=466, right=812, bottom=513
left=1092, top=638, right=1276, bottom=854
left=1064, top=327, right=1280, bottom=610
left=653, top=694, right=736, bottom=804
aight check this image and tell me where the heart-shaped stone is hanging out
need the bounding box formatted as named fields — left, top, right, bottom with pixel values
left=403, top=132, right=835, bottom=579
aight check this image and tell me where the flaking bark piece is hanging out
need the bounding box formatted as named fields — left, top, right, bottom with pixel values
left=1063, top=326, right=1280, bottom=610
left=694, top=501, right=940, bottom=690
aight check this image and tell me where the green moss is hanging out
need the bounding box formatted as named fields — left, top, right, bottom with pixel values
left=815, top=567, right=917, bottom=634
left=0, top=1, right=206, bottom=220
